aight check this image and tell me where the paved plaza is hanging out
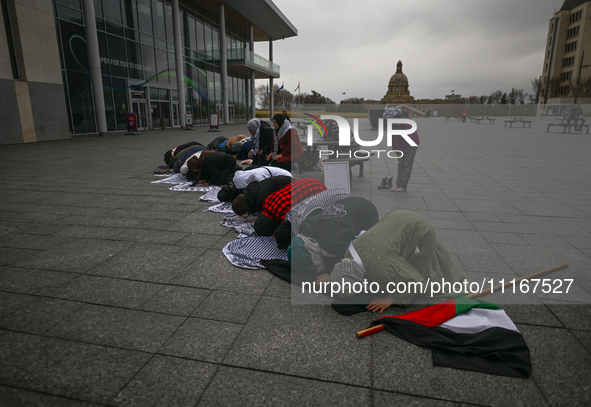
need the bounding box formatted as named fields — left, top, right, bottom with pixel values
left=0, top=116, right=590, bottom=406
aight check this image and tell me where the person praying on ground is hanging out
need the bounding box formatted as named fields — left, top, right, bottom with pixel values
left=187, top=151, right=238, bottom=186
left=231, top=175, right=294, bottom=218
left=325, top=210, right=465, bottom=313
left=253, top=178, right=326, bottom=236
left=266, top=113, right=303, bottom=171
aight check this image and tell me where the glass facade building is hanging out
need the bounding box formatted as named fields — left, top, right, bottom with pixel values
left=50, top=0, right=290, bottom=135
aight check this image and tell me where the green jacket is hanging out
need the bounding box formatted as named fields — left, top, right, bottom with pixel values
left=347, top=210, right=465, bottom=304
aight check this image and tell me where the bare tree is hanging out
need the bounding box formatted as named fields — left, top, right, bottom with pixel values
left=255, top=84, right=296, bottom=109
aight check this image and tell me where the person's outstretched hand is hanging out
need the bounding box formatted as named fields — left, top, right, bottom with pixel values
left=366, top=296, right=393, bottom=313
left=314, top=273, right=331, bottom=285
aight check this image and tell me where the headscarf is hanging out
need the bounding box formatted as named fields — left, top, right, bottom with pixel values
left=330, top=258, right=367, bottom=297
left=232, top=194, right=252, bottom=216
left=247, top=119, right=261, bottom=153
left=272, top=113, right=292, bottom=156
left=253, top=214, right=278, bottom=236
left=383, top=106, right=402, bottom=119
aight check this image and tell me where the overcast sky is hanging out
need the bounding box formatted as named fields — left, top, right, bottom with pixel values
left=254, top=0, right=564, bottom=103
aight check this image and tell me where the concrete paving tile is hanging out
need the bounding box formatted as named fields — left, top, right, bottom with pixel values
left=449, top=199, right=523, bottom=215
left=371, top=325, right=547, bottom=406
left=490, top=243, right=591, bottom=282
left=159, top=317, right=242, bottom=363
left=518, top=234, right=573, bottom=248
left=0, top=247, right=44, bottom=267
left=423, top=197, right=460, bottom=211
left=197, top=366, right=371, bottom=407
left=414, top=210, right=467, bottom=221
left=428, top=219, right=475, bottom=230
left=0, top=292, right=37, bottom=319
left=86, top=243, right=199, bottom=283
left=192, top=290, right=260, bottom=324
left=559, top=234, right=591, bottom=249
left=520, top=325, right=591, bottom=406
left=462, top=212, right=501, bottom=222
left=131, top=218, right=176, bottom=231
left=52, top=275, right=164, bottom=308
left=110, top=355, right=217, bottom=407
left=54, top=225, right=190, bottom=244
left=372, top=391, right=460, bottom=406
left=0, top=297, right=84, bottom=334
left=501, top=304, right=563, bottom=328
left=0, top=332, right=150, bottom=405
left=263, top=276, right=292, bottom=299
left=0, top=385, right=100, bottom=407
left=456, top=252, right=512, bottom=274
left=433, top=229, right=494, bottom=253
left=371, top=196, right=428, bottom=211
left=225, top=297, right=373, bottom=386
left=509, top=202, right=588, bottom=218
left=0, top=233, right=60, bottom=250
left=174, top=232, right=223, bottom=248
left=46, top=304, right=185, bottom=352
left=535, top=280, right=591, bottom=304
left=210, top=232, right=240, bottom=249
left=571, top=329, right=591, bottom=354
left=480, top=231, right=528, bottom=245
left=171, top=211, right=233, bottom=235
left=58, top=215, right=145, bottom=228
left=139, top=286, right=210, bottom=316
left=0, top=211, right=67, bottom=224
left=0, top=266, right=76, bottom=295
left=544, top=304, right=591, bottom=331
left=171, top=250, right=272, bottom=295
left=13, top=238, right=137, bottom=273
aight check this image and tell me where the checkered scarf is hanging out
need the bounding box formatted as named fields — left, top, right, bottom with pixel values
left=262, top=178, right=327, bottom=224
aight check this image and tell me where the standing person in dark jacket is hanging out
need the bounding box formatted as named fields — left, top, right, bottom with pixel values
left=383, top=107, right=420, bottom=192
left=266, top=113, right=304, bottom=171
left=187, top=152, right=238, bottom=186
left=571, top=102, right=585, bottom=131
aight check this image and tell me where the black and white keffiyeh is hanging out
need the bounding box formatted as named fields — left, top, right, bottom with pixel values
left=199, top=186, right=222, bottom=202
left=273, top=120, right=294, bottom=156
left=223, top=236, right=288, bottom=269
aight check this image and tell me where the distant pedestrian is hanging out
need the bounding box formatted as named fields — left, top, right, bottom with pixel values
left=384, top=107, right=419, bottom=192
left=570, top=102, right=585, bottom=131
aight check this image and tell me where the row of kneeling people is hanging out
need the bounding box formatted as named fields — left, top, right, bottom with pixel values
left=161, top=113, right=305, bottom=183
left=216, top=173, right=465, bottom=313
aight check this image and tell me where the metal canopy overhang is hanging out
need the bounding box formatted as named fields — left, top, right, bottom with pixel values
left=227, top=63, right=280, bottom=79
left=200, top=0, right=298, bottom=41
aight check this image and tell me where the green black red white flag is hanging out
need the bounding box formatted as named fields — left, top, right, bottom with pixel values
left=365, top=297, right=532, bottom=378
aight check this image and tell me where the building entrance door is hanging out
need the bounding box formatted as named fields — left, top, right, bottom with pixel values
left=132, top=101, right=147, bottom=130
left=151, top=101, right=170, bottom=129
left=228, top=104, right=234, bottom=122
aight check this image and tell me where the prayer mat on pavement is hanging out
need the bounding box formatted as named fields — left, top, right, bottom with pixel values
left=223, top=236, right=287, bottom=269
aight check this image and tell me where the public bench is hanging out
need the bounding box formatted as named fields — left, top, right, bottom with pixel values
left=485, top=117, right=496, bottom=124
left=473, top=117, right=485, bottom=124
left=547, top=123, right=589, bottom=134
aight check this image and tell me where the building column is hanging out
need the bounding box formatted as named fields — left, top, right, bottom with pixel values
left=219, top=4, right=229, bottom=124
left=81, top=0, right=107, bottom=136
left=269, top=40, right=274, bottom=119
left=172, top=0, right=185, bottom=128
left=249, top=25, right=255, bottom=119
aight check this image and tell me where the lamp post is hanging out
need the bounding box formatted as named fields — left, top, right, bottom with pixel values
left=574, top=50, right=591, bottom=104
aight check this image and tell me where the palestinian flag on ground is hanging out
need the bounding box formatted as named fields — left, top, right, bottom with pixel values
left=368, top=297, right=531, bottom=378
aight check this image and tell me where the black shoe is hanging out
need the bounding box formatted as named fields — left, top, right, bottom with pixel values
left=385, top=177, right=393, bottom=189
left=377, top=177, right=388, bottom=189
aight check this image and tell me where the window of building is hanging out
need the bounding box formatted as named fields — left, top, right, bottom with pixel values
left=563, top=56, right=575, bottom=67
left=559, top=86, right=570, bottom=95
left=565, top=41, right=577, bottom=53
left=561, top=71, right=572, bottom=81
left=569, top=10, right=582, bottom=24
left=566, top=26, right=579, bottom=38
